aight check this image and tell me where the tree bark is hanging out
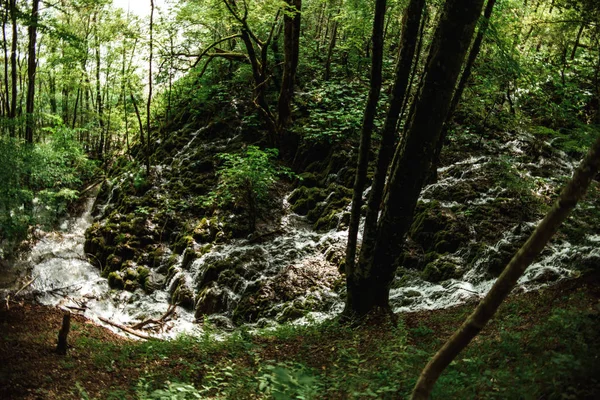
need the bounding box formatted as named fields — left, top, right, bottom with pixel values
left=25, top=0, right=40, bottom=143
left=429, top=0, right=497, bottom=183
left=9, top=0, right=17, bottom=137
left=345, top=0, right=486, bottom=317
left=95, top=12, right=104, bottom=157
left=2, top=3, right=10, bottom=118
left=355, top=0, right=426, bottom=294
left=324, top=18, right=338, bottom=81
left=411, top=132, right=600, bottom=400
left=146, top=0, right=154, bottom=175
left=277, top=0, right=302, bottom=138
left=344, top=0, right=387, bottom=276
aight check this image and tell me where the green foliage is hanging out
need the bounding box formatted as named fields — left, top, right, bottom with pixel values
left=258, top=362, right=319, bottom=400
left=0, top=122, right=96, bottom=246
left=202, top=146, right=292, bottom=229
left=137, top=379, right=202, bottom=399
left=295, top=80, right=369, bottom=143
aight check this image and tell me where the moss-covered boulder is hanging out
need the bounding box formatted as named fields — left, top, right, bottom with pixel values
left=422, top=258, right=461, bottom=283
left=194, top=283, right=229, bottom=318
left=409, top=201, right=470, bottom=254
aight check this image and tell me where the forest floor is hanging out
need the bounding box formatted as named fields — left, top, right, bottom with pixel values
left=1, top=272, right=599, bottom=399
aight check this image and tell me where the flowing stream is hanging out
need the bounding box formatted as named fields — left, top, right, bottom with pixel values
left=24, top=130, right=599, bottom=339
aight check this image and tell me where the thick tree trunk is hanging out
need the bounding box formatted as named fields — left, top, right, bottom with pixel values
left=277, top=0, right=302, bottom=136
left=345, top=0, right=486, bottom=318
left=429, top=0, right=497, bottom=183
left=25, top=0, right=40, bottom=143
left=356, top=0, right=426, bottom=289
left=411, top=132, right=600, bottom=400
left=344, top=0, right=387, bottom=275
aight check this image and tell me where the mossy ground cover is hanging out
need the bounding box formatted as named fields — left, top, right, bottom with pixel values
left=1, top=272, right=598, bottom=399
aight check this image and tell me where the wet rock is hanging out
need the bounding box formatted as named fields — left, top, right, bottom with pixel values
left=195, top=283, right=230, bottom=318
left=232, top=257, right=340, bottom=324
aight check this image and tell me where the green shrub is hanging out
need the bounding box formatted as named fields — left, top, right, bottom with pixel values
left=202, top=146, right=293, bottom=231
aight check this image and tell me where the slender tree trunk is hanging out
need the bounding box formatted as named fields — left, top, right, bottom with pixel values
left=95, top=13, right=104, bottom=157
left=131, top=92, right=145, bottom=147
left=146, top=0, right=154, bottom=174
left=25, top=0, right=40, bottom=143
left=2, top=4, right=10, bottom=119
left=412, top=132, right=600, bottom=400
left=344, top=0, right=387, bottom=275
left=355, top=0, right=426, bottom=289
left=429, top=0, right=497, bottom=183
left=345, top=0, right=486, bottom=317
left=49, top=73, right=57, bottom=114
left=570, top=22, right=585, bottom=60
left=9, top=0, right=17, bottom=137
left=324, top=18, right=338, bottom=81
left=71, top=87, right=80, bottom=129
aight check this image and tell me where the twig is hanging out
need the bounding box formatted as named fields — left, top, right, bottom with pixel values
left=15, top=276, right=37, bottom=297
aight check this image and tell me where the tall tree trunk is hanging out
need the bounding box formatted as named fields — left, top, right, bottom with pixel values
left=354, top=0, right=426, bottom=292
left=146, top=0, right=154, bottom=175
left=411, top=132, right=600, bottom=400
left=344, top=0, right=486, bottom=317
left=9, top=0, right=17, bottom=137
left=71, top=87, right=80, bottom=129
left=277, top=0, right=302, bottom=137
left=344, top=0, right=387, bottom=275
left=25, top=0, right=40, bottom=143
left=2, top=4, right=10, bottom=118
left=324, top=18, right=338, bottom=81
left=95, top=13, right=104, bottom=157
left=48, top=73, right=57, bottom=114
left=429, top=0, right=497, bottom=183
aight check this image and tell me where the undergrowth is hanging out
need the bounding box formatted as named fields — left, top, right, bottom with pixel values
left=69, top=277, right=599, bottom=399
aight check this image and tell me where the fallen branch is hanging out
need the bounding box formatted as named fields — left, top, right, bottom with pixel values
left=130, top=304, right=177, bottom=331
left=98, top=316, right=158, bottom=340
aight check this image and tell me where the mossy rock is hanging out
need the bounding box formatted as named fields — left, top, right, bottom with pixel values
left=410, top=201, right=469, bottom=254
left=297, top=172, right=319, bottom=188
left=171, top=283, right=195, bottom=310
left=192, top=217, right=220, bottom=243
left=194, top=283, right=229, bottom=318
left=124, top=279, right=139, bottom=292
left=107, top=271, right=124, bottom=289
left=422, top=259, right=460, bottom=283
left=289, top=186, right=327, bottom=215
left=173, top=235, right=195, bottom=254
left=277, top=304, right=306, bottom=323
left=106, top=254, right=124, bottom=272
left=136, top=266, right=151, bottom=291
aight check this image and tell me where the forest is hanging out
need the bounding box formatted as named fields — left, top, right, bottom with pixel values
left=0, top=0, right=599, bottom=398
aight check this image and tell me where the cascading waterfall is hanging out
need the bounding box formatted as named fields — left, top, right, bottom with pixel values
left=24, top=129, right=598, bottom=338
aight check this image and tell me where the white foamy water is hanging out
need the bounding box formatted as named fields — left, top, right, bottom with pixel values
left=30, top=197, right=201, bottom=339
